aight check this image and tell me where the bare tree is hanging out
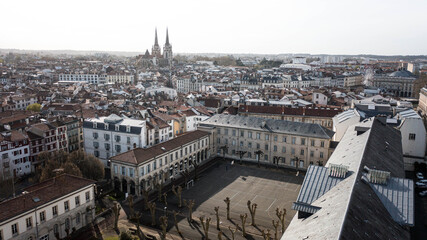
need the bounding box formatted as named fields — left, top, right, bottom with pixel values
left=184, top=199, right=195, bottom=222
left=247, top=200, right=258, bottom=226
left=228, top=225, right=238, bottom=240
left=240, top=213, right=247, bottom=237
left=275, top=208, right=287, bottom=233
left=254, top=150, right=264, bottom=168
left=148, top=202, right=156, bottom=226
left=162, top=192, right=168, bottom=207
left=214, top=206, right=220, bottom=230
left=173, top=210, right=182, bottom=236
left=132, top=211, right=147, bottom=240
left=113, top=201, right=121, bottom=231
left=156, top=183, right=163, bottom=200
left=223, top=197, right=231, bottom=220
left=262, top=229, right=271, bottom=240
left=128, top=195, right=134, bottom=219
left=172, top=185, right=183, bottom=208
left=159, top=216, right=168, bottom=240
left=142, top=188, right=149, bottom=210
left=272, top=220, right=280, bottom=240
left=199, top=216, right=211, bottom=240
left=218, top=230, right=223, bottom=240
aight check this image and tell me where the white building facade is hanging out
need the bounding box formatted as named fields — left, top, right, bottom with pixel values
left=83, top=114, right=147, bottom=167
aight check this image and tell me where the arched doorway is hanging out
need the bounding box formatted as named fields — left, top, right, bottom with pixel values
left=130, top=180, right=136, bottom=195
left=122, top=179, right=128, bottom=194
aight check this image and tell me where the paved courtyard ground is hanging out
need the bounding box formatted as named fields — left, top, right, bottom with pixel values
left=128, top=161, right=304, bottom=239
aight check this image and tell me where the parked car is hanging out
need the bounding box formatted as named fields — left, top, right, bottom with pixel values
left=419, top=190, right=427, bottom=197
left=416, top=172, right=424, bottom=180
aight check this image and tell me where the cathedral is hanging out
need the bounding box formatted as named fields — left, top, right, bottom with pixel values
left=138, top=28, right=173, bottom=67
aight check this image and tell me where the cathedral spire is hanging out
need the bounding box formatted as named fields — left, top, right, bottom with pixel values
left=154, top=27, right=159, bottom=46
left=165, top=28, right=170, bottom=45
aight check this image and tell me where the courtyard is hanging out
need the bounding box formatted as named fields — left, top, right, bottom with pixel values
left=129, top=161, right=304, bottom=239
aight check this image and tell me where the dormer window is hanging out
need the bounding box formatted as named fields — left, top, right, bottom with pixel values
left=126, top=125, right=131, bottom=133
left=93, top=122, right=97, bottom=128
left=104, top=123, right=109, bottom=130
left=115, top=125, right=120, bottom=131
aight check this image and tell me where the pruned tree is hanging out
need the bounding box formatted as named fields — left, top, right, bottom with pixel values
left=262, top=229, right=271, bottom=240
left=218, top=230, right=223, bottom=240
left=183, top=199, right=195, bottom=222
left=113, top=202, right=121, bottom=231
left=173, top=210, right=182, bottom=236
left=162, top=192, right=168, bottom=207
left=142, top=189, right=149, bottom=210
left=272, top=220, right=280, bottom=240
left=276, top=208, right=287, bottom=233
left=223, top=197, right=231, bottom=220
left=128, top=195, right=134, bottom=219
left=156, top=183, right=163, bottom=200
left=159, top=216, right=168, bottom=240
left=132, top=211, right=147, bottom=240
left=254, top=150, right=264, bottom=168
left=199, top=216, right=211, bottom=240
left=240, top=213, right=247, bottom=237
left=148, top=202, right=156, bottom=226
left=247, top=200, right=258, bottom=226
left=214, top=206, right=220, bottom=230
left=172, top=185, right=183, bottom=207
left=228, top=225, right=238, bottom=240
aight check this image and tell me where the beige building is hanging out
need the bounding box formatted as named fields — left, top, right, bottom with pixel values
left=0, top=174, right=95, bottom=240
left=199, top=114, right=335, bottom=169
left=106, top=74, right=134, bottom=84
left=110, top=130, right=211, bottom=197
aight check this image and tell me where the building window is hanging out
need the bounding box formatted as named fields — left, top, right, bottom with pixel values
left=320, top=152, right=324, bottom=159
left=291, top=148, right=295, bottom=155
left=240, top=131, right=244, bottom=137
left=256, top=133, right=261, bottom=139
left=256, top=143, right=260, bottom=149
left=224, top=129, right=229, bottom=135
left=26, top=217, right=32, bottom=229
left=291, top=137, right=296, bottom=144
left=310, top=151, right=314, bottom=157
left=40, top=211, right=46, bottom=222
left=76, top=213, right=81, bottom=224
left=232, top=129, right=236, bottom=136
left=65, top=218, right=70, bottom=230
left=75, top=196, right=80, bottom=206
left=104, top=134, right=110, bottom=140
left=248, top=142, right=252, bottom=148
left=274, top=135, right=278, bottom=142
left=52, top=206, right=58, bottom=216
left=301, top=138, right=306, bottom=145
left=409, top=133, right=416, bottom=140
left=115, top=145, right=121, bottom=153
left=53, top=224, right=59, bottom=235
left=105, top=143, right=110, bottom=150
left=94, top=150, right=99, bottom=157
left=217, top=138, right=220, bottom=144
left=265, top=134, right=270, bottom=140
left=115, top=135, right=121, bottom=142
left=320, top=141, right=325, bottom=148
left=122, top=166, right=126, bottom=175
left=282, top=146, right=286, bottom=153
left=282, top=136, right=287, bottom=143
left=265, top=144, right=269, bottom=150
left=11, top=223, right=18, bottom=236
left=273, top=145, right=277, bottom=152
left=217, top=128, right=221, bottom=134
left=232, top=140, right=236, bottom=146
left=126, top=125, right=131, bottom=133
left=127, top=137, right=131, bottom=144
left=300, top=149, right=304, bottom=156
left=93, top=132, right=98, bottom=139
left=64, top=201, right=69, bottom=211
left=115, top=125, right=120, bottom=131
left=248, top=132, right=253, bottom=139
left=264, top=155, right=268, bottom=161
left=311, top=140, right=315, bottom=146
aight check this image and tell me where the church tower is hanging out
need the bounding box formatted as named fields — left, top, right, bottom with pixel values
left=151, top=28, right=162, bottom=58
left=163, top=28, right=173, bottom=65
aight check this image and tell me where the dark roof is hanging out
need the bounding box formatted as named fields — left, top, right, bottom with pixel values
left=388, top=70, right=416, bottom=78
left=238, top=105, right=341, bottom=118
left=0, top=174, right=94, bottom=223
left=202, top=114, right=335, bottom=139
left=111, top=130, right=210, bottom=165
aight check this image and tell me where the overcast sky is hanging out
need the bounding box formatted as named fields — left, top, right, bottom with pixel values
left=1, top=0, right=427, bottom=55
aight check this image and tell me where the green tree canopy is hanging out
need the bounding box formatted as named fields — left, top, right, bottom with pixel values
left=26, top=103, right=42, bottom=112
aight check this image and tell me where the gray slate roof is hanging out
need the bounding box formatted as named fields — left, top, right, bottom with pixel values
left=201, top=114, right=335, bottom=139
